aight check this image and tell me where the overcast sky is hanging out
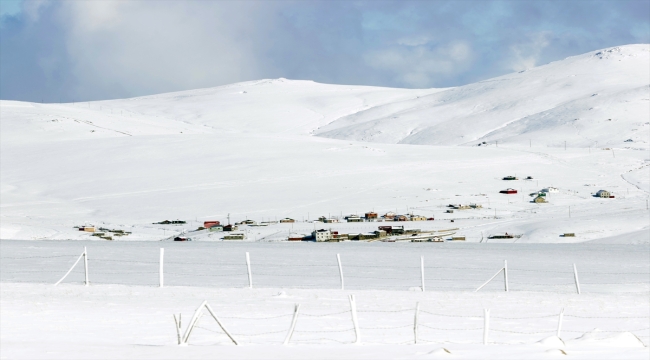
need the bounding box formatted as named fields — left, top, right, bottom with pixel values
left=1, top=0, right=648, bottom=102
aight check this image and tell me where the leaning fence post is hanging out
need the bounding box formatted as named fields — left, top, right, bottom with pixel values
left=556, top=308, right=564, bottom=338
left=349, top=295, right=360, bottom=344
left=173, top=314, right=182, bottom=345
left=181, top=301, right=206, bottom=345
left=337, top=253, right=344, bottom=290
left=414, top=302, right=420, bottom=344
left=573, top=263, right=581, bottom=294
left=54, top=250, right=85, bottom=286
left=475, top=268, right=504, bottom=292
left=283, top=303, right=301, bottom=345
left=83, top=246, right=89, bottom=286
left=159, top=248, right=164, bottom=288
left=483, top=309, right=490, bottom=345
left=204, top=303, right=238, bottom=345
left=246, top=252, right=253, bottom=289
left=420, top=256, right=425, bottom=292
left=503, top=260, right=508, bottom=292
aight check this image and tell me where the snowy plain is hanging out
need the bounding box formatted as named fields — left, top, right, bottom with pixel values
left=1, top=45, right=649, bottom=359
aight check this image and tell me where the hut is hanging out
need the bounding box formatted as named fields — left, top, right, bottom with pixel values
left=503, top=176, right=518, bottom=180
left=279, top=218, right=295, bottom=223
left=533, top=195, right=547, bottom=203
left=410, top=215, right=427, bottom=221
left=365, top=212, right=378, bottom=220
left=500, top=188, right=518, bottom=194
left=203, top=221, right=220, bottom=228
left=595, top=190, right=611, bottom=198
left=209, top=225, right=224, bottom=232
left=223, top=224, right=238, bottom=231
left=345, top=215, right=364, bottom=223
left=224, top=233, right=245, bottom=240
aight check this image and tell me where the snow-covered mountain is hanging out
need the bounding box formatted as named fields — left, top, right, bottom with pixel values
left=1, top=45, right=648, bottom=242
left=316, top=45, right=650, bottom=148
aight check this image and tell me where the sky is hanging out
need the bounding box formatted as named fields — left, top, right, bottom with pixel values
left=1, top=0, right=648, bottom=103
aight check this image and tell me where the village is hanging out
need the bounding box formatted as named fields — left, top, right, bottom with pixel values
left=68, top=175, right=619, bottom=243
left=155, top=180, right=616, bottom=243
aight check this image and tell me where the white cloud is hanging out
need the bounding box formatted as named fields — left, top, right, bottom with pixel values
left=508, top=32, right=551, bottom=72
left=364, top=40, right=474, bottom=87
left=56, top=1, right=283, bottom=99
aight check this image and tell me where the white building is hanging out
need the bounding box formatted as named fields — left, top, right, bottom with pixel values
left=312, top=229, right=332, bottom=242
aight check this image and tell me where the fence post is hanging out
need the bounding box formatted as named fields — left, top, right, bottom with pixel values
left=173, top=314, right=182, bottom=344
left=283, top=303, right=301, bottom=345
left=414, top=302, right=420, bottom=344
left=573, top=263, right=581, bottom=294
left=483, top=309, right=490, bottom=345
left=420, top=256, right=425, bottom=292
left=181, top=300, right=206, bottom=345
left=204, top=303, right=238, bottom=345
left=246, top=252, right=252, bottom=289
left=83, top=246, right=89, bottom=286
left=475, top=268, right=504, bottom=292
left=159, top=248, right=164, bottom=288
left=54, top=250, right=85, bottom=286
left=556, top=308, right=564, bottom=338
left=349, top=295, right=360, bottom=344
left=337, top=254, right=344, bottom=290
left=503, top=260, right=508, bottom=292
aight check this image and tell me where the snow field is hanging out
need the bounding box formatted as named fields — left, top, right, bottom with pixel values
left=2, top=237, right=648, bottom=358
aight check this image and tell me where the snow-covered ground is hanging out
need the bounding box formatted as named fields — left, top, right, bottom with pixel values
left=1, top=45, right=649, bottom=358
left=1, top=241, right=648, bottom=359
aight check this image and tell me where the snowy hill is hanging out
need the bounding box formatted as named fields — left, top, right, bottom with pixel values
left=316, top=45, right=650, bottom=148
left=0, top=45, right=648, bottom=242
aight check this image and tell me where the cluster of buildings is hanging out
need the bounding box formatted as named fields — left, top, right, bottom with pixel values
left=316, top=212, right=434, bottom=223
left=293, top=225, right=449, bottom=242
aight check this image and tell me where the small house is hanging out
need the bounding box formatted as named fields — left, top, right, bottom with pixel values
left=533, top=195, right=547, bottom=203
left=279, top=218, right=295, bottom=223
left=374, top=230, right=388, bottom=238
left=525, top=176, right=533, bottom=180
left=209, top=225, right=224, bottom=232
left=410, top=215, right=427, bottom=221
left=595, top=190, right=612, bottom=198
left=451, top=236, right=466, bottom=241
left=224, top=233, right=245, bottom=240
left=382, top=212, right=396, bottom=220
left=174, top=236, right=191, bottom=241
left=365, top=212, right=378, bottom=220
left=391, top=226, right=405, bottom=235
left=345, top=215, right=364, bottom=223
left=500, top=188, right=518, bottom=194
left=503, top=176, right=518, bottom=180
left=83, top=226, right=96, bottom=232
left=378, top=226, right=393, bottom=234
left=238, top=219, right=256, bottom=225
left=288, top=234, right=308, bottom=241
left=542, top=187, right=559, bottom=193
left=203, top=221, right=220, bottom=229
left=394, top=215, right=408, bottom=221
left=562, top=233, right=575, bottom=237
left=223, top=224, right=238, bottom=231
left=312, top=229, right=332, bottom=242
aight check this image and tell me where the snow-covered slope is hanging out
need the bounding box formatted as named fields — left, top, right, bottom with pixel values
left=316, top=45, right=650, bottom=148
left=0, top=45, right=648, bottom=242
